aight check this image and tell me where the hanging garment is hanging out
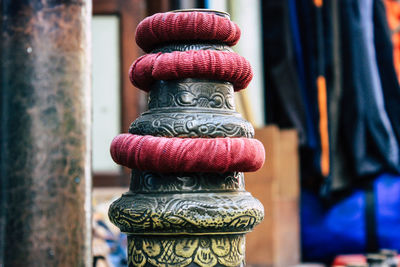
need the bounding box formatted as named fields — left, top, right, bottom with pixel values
left=294, top=0, right=332, bottom=189
left=288, top=0, right=318, bottom=152
left=332, top=0, right=400, bottom=191
left=326, top=0, right=352, bottom=195
left=264, top=0, right=400, bottom=194
left=262, top=0, right=310, bottom=148
left=263, top=0, right=336, bottom=190
left=374, top=0, right=400, bottom=146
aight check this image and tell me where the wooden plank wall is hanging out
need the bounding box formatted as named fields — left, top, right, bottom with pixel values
left=246, top=126, right=301, bottom=267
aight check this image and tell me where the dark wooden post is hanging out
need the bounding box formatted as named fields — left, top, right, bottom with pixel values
left=0, top=1, right=92, bottom=266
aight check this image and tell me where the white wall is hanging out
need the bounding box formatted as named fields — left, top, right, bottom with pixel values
left=92, top=16, right=121, bottom=173
left=207, top=0, right=265, bottom=127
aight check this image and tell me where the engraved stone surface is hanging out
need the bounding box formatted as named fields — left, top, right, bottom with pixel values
left=130, top=171, right=245, bottom=193
left=109, top=192, right=264, bottom=234
left=129, top=79, right=255, bottom=138
left=129, top=111, right=254, bottom=138
left=128, top=234, right=245, bottom=267
left=148, top=80, right=235, bottom=111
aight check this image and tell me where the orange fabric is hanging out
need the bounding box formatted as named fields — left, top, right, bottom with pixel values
left=313, top=0, right=323, bottom=8
left=317, top=76, right=330, bottom=177
left=384, top=0, right=400, bottom=83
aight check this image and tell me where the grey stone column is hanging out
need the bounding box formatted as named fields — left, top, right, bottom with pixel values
left=1, top=1, right=92, bottom=266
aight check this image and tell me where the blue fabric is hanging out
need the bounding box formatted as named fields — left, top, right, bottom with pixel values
left=95, top=220, right=127, bottom=267
left=376, top=175, right=400, bottom=249
left=301, top=174, right=400, bottom=262
left=108, top=233, right=127, bottom=267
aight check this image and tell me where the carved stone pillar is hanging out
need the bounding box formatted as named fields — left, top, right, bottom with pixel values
left=109, top=10, right=264, bottom=267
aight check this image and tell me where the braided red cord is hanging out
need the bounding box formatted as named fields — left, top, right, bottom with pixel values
left=111, top=12, right=265, bottom=174
left=110, top=134, right=265, bottom=173
left=129, top=50, right=253, bottom=92
left=135, top=12, right=241, bottom=52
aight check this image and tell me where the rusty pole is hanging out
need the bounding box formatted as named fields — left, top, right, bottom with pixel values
left=0, top=1, right=92, bottom=266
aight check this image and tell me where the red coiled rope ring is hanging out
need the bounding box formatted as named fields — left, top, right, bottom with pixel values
left=129, top=50, right=253, bottom=92
left=110, top=134, right=265, bottom=173
left=135, top=11, right=241, bottom=52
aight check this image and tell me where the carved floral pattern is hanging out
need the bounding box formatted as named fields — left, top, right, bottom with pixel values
left=130, top=171, right=245, bottom=193
left=109, top=192, right=264, bottom=234
left=148, top=80, right=235, bottom=110
left=129, top=112, right=254, bottom=138
left=128, top=235, right=245, bottom=267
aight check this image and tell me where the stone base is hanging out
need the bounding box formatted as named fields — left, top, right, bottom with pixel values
left=128, top=234, right=245, bottom=267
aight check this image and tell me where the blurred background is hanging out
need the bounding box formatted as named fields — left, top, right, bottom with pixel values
left=92, top=0, right=400, bottom=266
left=1, top=0, right=400, bottom=266
left=91, top=0, right=400, bottom=266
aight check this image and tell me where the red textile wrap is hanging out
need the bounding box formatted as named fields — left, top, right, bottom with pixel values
left=332, top=255, right=366, bottom=266
left=129, top=50, right=253, bottom=92
left=110, top=134, right=265, bottom=173
left=135, top=12, right=241, bottom=52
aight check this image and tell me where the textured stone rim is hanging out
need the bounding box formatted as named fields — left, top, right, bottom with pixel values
left=108, top=192, right=264, bottom=234
left=171, top=8, right=230, bottom=19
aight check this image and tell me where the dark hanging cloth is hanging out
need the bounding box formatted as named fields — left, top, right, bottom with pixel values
left=288, top=0, right=317, bottom=151
left=326, top=0, right=350, bottom=195
left=374, top=0, right=400, bottom=145
left=332, top=0, right=400, bottom=192
left=262, top=0, right=309, bottom=147
left=263, top=0, right=327, bottom=190
left=294, top=0, right=332, bottom=190
left=328, top=0, right=356, bottom=194
left=318, top=0, right=336, bottom=195
left=263, top=0, right=400, bottom=195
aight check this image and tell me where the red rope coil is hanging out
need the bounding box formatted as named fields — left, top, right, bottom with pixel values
left=111, top=12, right=265, bottom=175
left=129, top=50, right=253, bottom=92
left=135, top=12, right=241, bottom=52
left=110, top=134, right=265, bottom=173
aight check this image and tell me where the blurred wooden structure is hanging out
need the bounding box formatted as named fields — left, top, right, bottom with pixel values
left=92, top=0, right=170, bottom=187
left=246, top=126, right=301, bottom=267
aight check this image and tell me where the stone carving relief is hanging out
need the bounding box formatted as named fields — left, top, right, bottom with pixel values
left=128, top=235, right=245, bottom=267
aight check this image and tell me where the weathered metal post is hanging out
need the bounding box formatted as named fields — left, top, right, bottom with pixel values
left=109, top=10, right=264, bottom=266
left=0, top=1, right=92, bottom=266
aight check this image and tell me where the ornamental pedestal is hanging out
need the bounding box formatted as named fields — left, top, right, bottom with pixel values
left=109, top=10, right=264, bottom=267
